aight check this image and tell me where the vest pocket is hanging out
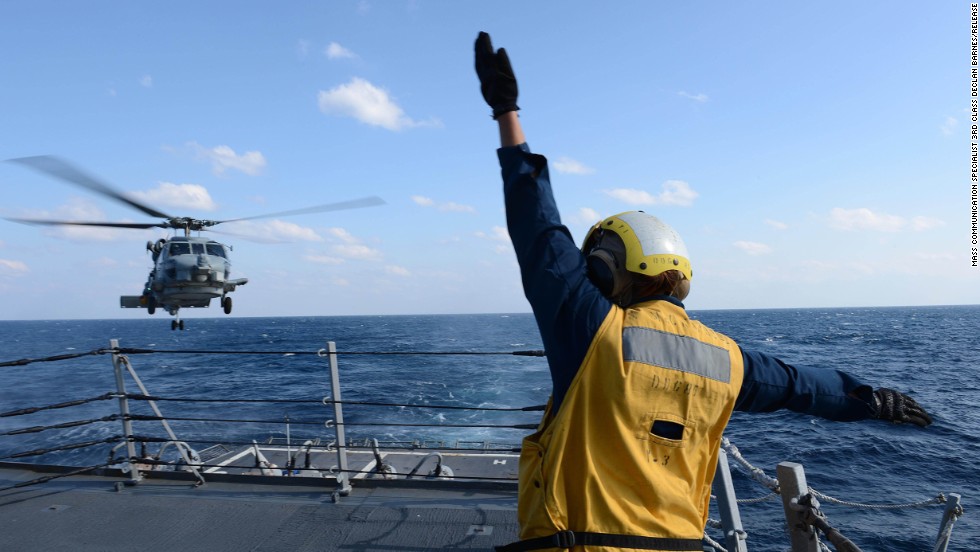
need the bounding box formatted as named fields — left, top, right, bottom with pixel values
left=637, top=411, right=694, bottom=448
left=651, top=419, right=685, bottom=440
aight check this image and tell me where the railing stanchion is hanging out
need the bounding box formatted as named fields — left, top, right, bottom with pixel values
left=326, top=341, right=351, bottom=495
left=713, top=448, right=748, bottom=551
left=109, top=339, right=141, bottom=484
left=932, top=492, right=961, bottom=552
left=777, top=462, right=819, bottom=552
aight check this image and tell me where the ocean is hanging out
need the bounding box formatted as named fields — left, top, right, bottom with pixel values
left=0, top=306, right=977, bottom=551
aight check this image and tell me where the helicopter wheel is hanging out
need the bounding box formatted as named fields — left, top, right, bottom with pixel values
left=147, top=296, right=156, bottom=315
left=222, top=296, right=232, bottom=315
left=171, top=320, right=177, bottom=331
left=179, top=320, right=185, bottom=331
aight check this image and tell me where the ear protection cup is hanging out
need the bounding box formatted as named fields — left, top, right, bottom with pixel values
left=586, top=248, right=628, bottom=298
left=584, top=230, right=629, bottom=300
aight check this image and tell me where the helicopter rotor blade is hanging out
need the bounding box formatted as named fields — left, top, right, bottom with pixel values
left=4, top=217, right=166, bottom=230
left=7, top=155, right=175, bottom=220
left=215, top=196, right=386, bottom=224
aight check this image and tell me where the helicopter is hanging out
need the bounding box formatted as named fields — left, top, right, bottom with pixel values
left=4, top=155, right=384, bottom=330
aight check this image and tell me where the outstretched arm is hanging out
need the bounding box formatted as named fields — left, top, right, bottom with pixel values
left=736, top=348, right=933, bottom=427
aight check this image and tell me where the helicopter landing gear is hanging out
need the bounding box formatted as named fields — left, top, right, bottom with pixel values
left=147, top=295, right=156, bottom=315
left=222, top=296, right=232, bottom=315
left=171, top=319, right=185, bottom=331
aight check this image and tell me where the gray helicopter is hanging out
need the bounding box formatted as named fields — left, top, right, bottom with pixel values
left=5, top=156, right=384, bottom=330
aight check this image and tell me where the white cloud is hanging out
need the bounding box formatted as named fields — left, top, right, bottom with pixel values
left=476, top=226, right=511, bottom=244
left=911, top=216, right=945, bottom=231
left=0, top=259, right=29, bottom=275
left=304, top=254, right=345, bottom=265
left=316, top=227, right=384, bottom=261
left=189, top=143, right=267, bottom=176
left=568, top=207, right=601, bottom=226
left=941, top=116, right=958, bottom=136
left=130, top=182, right=216, bottom=211
left=678, top=91, right=709, bottom=103
left=553, top=156, right=595, bottom=175
left=412, top=195, right=475, bottom=213
left=325, top=42, right=356, bottom=59
left=221, top=220, right=323, bottom=243
left=605, top=180, right=698, bottom=207
left=733, top=240, right=772, bottom=255
left=262, top=220, right=323, bottom=241
left=318, top=77, right=439, bottom=131
left=828, top=207, right=905, bottom=232
left=385, top=265, right=411, bottom=276
left=28, top=198, right=127, bottom=242
left=326, top=227, right=361, bottom=244
left=140, top=75, right=153, bottom=88
left=439, top=202, right=475, bottom=213
left=332, top=243, right=382, bottom=261
left=765, top=219, right=788, bottom=230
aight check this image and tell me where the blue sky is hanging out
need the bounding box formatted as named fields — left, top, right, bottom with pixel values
left=0, top=2, right=972, bottom=320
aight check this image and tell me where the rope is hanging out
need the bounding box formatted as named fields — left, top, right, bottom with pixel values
left=116, top=347, right=546, bottom=357
left=701, top=533, right=728, bottom=552
left=737, top=491, right=779, bottom=505
left=1, top=415, right=119, bottom=436
left=0, top=346, right=546, bottom=368
left=721, top=438, right=780, bottom=491
left=125, top=413, right=537, bottom=430
left=0, top=393, right=115, bottom=417
left=128, top=435, right=522, bottom=454
left=809, top=488, right=946, bottom=510
left=125, top=393, right=547, bottom=412
left=1, top=436, right=122, bottom=460
left=0, top=348, right=112, bottom=367
left=722, top=438, right=945, bottom=513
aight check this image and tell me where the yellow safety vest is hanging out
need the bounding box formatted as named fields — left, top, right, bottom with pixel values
left=517, top=300, right=745, bottom=549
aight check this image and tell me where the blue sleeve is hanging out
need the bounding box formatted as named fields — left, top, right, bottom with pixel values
left=498, top=144, right=612, bottom=411
left=735, top=348, right=876, bottom=421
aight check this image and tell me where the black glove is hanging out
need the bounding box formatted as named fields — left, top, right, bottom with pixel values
left=873, top=388, right=932, bottom=427
left=474, top=31, right=519, bottom=119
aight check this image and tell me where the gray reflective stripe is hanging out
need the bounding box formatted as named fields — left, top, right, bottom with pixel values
left=622, top=326, right=731, bottom=383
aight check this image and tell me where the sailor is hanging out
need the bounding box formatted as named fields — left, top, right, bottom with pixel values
left=474, top=32, right=932, bottom=552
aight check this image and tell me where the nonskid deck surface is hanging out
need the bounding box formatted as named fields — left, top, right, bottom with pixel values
left=199, top=443, right=521, bottom=482
left=0, top=459, right=521, bottom=552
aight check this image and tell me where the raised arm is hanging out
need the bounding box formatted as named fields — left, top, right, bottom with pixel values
left=475, top=31, right=525, bottom=147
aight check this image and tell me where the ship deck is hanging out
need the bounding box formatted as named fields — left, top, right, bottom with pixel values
left=0, top=461, right=520, bottom=551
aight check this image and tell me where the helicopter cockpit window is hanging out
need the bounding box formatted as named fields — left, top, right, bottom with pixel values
left=169, top=243, right=191, bottom=256
left=206, top=243, right=227, bottom=258
left=191, top=243, right=205, bottom=255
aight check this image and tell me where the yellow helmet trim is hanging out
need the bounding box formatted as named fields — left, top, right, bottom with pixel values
left=585, top=211, right=692, bottom=280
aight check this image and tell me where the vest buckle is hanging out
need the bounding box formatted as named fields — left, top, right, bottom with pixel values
left=552, top=531, right=576, bottom=548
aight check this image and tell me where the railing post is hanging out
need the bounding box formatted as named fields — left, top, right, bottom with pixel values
left=712, top=449, right=748, bottom=552
left=325, top=341, right=351, bottom=495
left=776, top=462, right=819, bottom=552
left=932, top=493, right=962, bottom=552
left=109, top=339, right=141, bottom=484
